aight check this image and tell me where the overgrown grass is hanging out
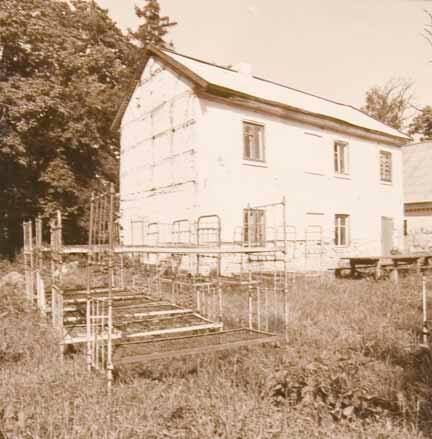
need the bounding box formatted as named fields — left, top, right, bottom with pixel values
left=1, top=264, right=431, bottom=438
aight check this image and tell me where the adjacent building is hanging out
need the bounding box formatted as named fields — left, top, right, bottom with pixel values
left=403, top=141, right=432, bottom=252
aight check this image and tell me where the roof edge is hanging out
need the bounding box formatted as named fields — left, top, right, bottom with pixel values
left=160, top=48, right=410, bottom=142
left=112, top=46, right=410, bottom=144
left=111, top=45, right=210, bottom=132
left=201, top=84, right=410, bottom=145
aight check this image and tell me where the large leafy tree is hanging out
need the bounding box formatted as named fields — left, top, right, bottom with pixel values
left=361, top=78, right=414, bottom=131
left=0, top=0, right=135, bottom=255
left=131, top=0, right=177, bottom=48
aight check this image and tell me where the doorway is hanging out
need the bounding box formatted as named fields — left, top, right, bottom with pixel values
left=381, top=217, right=394, bottom=256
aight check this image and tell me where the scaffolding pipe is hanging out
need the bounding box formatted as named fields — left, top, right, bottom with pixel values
left=248, top=267, right=253, bottom=330
left=282, top=196, right=289, bottom=342
left=107, top=183, right=115, bottom=391
left=86, top=192, right=95, bottom=371
left=422, top=275, right=429, bottom=346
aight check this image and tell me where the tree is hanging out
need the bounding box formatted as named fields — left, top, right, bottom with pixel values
left=131, top=0, right=177, bottom=48
left=424, top=10, right=432, bottom=50
left=409, top=106, right=432, bottom=141
left=0, top=0, right=135, bottom=256
left=361, top=78, right=414, bottom=131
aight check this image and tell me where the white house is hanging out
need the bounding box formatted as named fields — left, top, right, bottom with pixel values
left=403, top=141, right=432, bottom=252
left=114, top=46, right=410, bottom=271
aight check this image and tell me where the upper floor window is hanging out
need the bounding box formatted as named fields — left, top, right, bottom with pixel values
left=243, top=122, right=265, bottom=162
left=380, top=151, right=392, bottom=183
left=335, top=214, right=350, bottom=247
left=334, top=141, right=349, bottom=174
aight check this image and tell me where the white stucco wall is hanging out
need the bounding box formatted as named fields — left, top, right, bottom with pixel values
left=119, top=57, right=202, bottom=244
left=195, top=98, right=404, bottom=268
left=119, top=60, right=404, bottom=270
left=404, top=206, right=432, bottom=252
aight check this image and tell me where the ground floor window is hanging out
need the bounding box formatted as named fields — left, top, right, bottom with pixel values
left=243, top=209, right=265, bottom=245
left=335, top=214, right=350, bottom=246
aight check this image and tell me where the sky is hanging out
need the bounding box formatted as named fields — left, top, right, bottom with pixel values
left=96, top=0, right=432, bottom=110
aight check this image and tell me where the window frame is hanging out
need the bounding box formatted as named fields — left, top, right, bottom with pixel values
left=243, top=121, right=266, bottom=163
left=334, top=141, right=349, bottom=175
left=334, top=214, right=350, bottom=247
left=243, top=208, right=266, bottom=246
left=379, top=150, right=393, bottom=183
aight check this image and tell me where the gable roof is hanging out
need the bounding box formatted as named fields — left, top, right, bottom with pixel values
left=403, top=141, right=432, bottom=204
left=113, top=46, right=410, bottom=144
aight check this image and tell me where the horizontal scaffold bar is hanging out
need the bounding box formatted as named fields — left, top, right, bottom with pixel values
left=57, top=245, right=287, bottom=255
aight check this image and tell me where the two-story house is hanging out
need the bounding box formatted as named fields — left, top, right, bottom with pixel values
left=114, top=46, right=410, bottom=270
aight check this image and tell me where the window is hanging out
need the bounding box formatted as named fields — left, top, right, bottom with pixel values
left=335, top=214, right=350, bottom=246
left=334, top=141, right=349, bottom=174
left=380, top=151, right=392, bottom=182
left=243, top=122, right=265, bottom=161
left=243, top=209, right=265, bottom=245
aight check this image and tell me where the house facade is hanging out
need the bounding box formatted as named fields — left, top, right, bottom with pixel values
left=117, top=46, right=409, bottom=271
left=403, top=141, right=432, bottom=252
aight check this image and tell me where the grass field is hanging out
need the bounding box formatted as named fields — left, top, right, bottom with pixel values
left=1, top=261, right=432, bottom=438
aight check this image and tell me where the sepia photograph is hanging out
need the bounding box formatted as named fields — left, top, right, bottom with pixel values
left=1, top=0, right=432, bottom=437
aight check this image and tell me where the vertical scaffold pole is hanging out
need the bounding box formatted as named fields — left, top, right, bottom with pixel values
left=217, top=278, right=223, bottom=328
left=196, top=221, right=200, bottom=277
left=50, top=220, right=56, bottom=327
left=23, top=222, right=30, bottom=301
left=107, top=184, right=115, bottom=391
left=120, top=254, right=125, bottom=290
left=248, top=265, right=253, bottom=330
left=217, top=217, right=222, bottom=277
left=422, top=274, right=429, bottom=346
left=35, top=217, right=45, bottom=314
left=282, top=196, right=289, bottom=342
left=86, top=193, right=95, bottom=371
left=56, top=210, right=65, bottom=359
left=247, top=204, right=252, bottom=248
left=195, top=279, right=201, bottom=313
left=257, top=285, right=261, bottom=331
left=29, top=221, right=34, bottom=304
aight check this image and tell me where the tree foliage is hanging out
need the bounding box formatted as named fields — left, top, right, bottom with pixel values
left=131, top=0, right=177, bottom=48
left=0, top=0, right=135, bottom=255
left=361, top=78, right=414, bottom=131
left=409, top=106, right=432, bottom=141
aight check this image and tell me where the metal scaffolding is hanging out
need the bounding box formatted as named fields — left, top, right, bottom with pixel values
left=23, top=190, right=295, bottom=387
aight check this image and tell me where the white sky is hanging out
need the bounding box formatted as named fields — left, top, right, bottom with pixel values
left=97, top=0, right=432, bottom=109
